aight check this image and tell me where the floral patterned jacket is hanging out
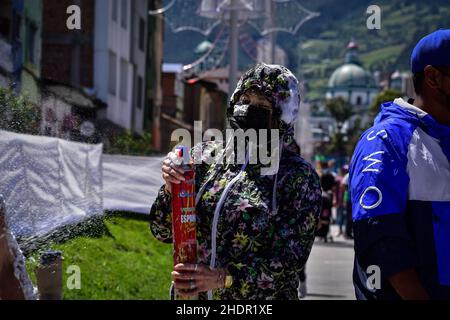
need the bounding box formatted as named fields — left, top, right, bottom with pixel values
left=150, top=63, right=322, bottom=300
left=150, top=141, right=321, bottom=300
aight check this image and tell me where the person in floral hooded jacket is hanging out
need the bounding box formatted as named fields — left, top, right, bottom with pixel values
left=150, top=63, right=322, bottom=300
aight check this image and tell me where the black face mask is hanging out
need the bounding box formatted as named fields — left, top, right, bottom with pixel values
left=230, top=104, right=272, bottom=130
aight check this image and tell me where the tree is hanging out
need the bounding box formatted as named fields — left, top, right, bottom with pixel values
left=324, top=97, right=355, bottom=161
left=369, top=89, right=402, bottom=116
left=326, top=97, right=355, bottom=132
left=345, top=116, right=364, bottom=156
left=0, top=88, right=41, bottom=135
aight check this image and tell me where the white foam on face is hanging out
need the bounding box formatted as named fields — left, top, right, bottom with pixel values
left=278, top=76, right=301, bottom=125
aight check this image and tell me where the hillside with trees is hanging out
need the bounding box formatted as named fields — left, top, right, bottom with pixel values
left=164, top=0, right=450, bottom=100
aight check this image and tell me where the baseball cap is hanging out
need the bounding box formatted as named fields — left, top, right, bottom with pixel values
left=411, top=29, right=450, bottom=73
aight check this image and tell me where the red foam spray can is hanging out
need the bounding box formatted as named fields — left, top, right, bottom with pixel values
left=171, top=146, right=198, bottom=299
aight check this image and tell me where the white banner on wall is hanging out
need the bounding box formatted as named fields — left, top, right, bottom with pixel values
left=0, top=130, right=103, bottom=237
left=102, top=154, right=165, bottom=215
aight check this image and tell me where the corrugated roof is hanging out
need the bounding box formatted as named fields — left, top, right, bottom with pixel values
left=45, top=84, right=97, bottom=109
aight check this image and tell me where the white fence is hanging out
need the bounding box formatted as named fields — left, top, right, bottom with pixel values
left=102, top=154, right=165, bottom=214
left=0, top=130, right=103, bottom=237
left=0, top=130, right=165, bottom=237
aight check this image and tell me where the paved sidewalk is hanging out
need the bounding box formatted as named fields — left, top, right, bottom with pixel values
left=303, top=226, right=355, bottom=300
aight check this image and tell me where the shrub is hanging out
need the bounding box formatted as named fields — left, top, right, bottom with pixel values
left=0, top=88, right=41, bottom=135
left=106, top=130, right=153, bottom=156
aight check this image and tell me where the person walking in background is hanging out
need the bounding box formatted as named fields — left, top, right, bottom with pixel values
left=316, top=172, right=335, bottom=243
left=327, top=159, right=337, bottom=178
left=150, top=63, right=322, bottom=300
left=349, top=30, right=450, bottom=299
left=334, top=165, right=348, bottom=237
left=342, top=171, right=353, bottom=240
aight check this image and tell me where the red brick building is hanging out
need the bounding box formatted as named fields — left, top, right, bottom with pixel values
left=41, top=0, right=95, bottom=89
left=160, top=63, right=227, bottom=152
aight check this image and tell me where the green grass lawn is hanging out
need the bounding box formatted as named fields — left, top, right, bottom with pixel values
left=26, top=214, right=173, bottom=300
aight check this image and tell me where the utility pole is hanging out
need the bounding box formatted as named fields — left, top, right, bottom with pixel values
left=266, top=0, right=276, bottom=64
left=71, top=0, right=82, bottom=87
left=228, top=0, right=239, bottom=100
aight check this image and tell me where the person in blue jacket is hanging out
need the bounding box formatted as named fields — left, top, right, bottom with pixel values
left=350, top=29, right=450, bottom=300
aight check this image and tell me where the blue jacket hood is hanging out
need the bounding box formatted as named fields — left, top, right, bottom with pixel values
left=374, top=100, right=422, bottom=127
left=374, top=98, right=450, bottom=162
left=375, top=99, right=450, bottom=141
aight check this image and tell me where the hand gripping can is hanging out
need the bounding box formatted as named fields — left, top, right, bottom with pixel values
left=171, top=146, right=198, bottom=299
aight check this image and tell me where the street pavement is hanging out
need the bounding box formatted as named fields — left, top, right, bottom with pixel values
left=303, top=226, right=356, bottom=300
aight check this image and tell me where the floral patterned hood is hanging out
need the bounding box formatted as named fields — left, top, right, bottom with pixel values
left=229, top=63, right=301, bottom=133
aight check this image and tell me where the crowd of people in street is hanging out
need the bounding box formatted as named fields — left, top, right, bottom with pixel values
left=314, top=160, right=353, bottom=243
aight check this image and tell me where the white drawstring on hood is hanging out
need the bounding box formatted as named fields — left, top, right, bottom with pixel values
left=196, top=63, right=301, bottom=299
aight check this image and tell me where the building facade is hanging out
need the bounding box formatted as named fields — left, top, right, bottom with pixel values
left=42, top=0, right=95, bottom=89
left=146, top=0, right=164, bottom=150
left=159, top=63, right=228, bottom=152
left=41, top=0, right=103, bottom=141
left=2, top=0, right=164, bottom=149
left=40, top=0, right=162, bottom=142
left=130, top=0, right=148, bottom=134
left=94, top=0, right=150, bottom=133
left=390, top=70, right=415, bottom=98
left=0, top=0, right=42, bottom=105
left=0, top=0, right=16, bottom=88
left=20, top=0, right=42, bottom=105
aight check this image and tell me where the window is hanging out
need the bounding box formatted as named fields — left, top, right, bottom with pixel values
left=356, top=96, right=362, bottom=105
left=108, top=51, right=117, bottom=95
left=137, top=76, right=143, bottom=109
left=138, top=18, right=145, bottom=51
left=26, top=22, right=37, bottom=64
left=120, top=0, right=127, bottom=29
left=0, top=1, right=12, bottom=40
left=120, top=58, right=128, bottom=101
left=112, top=0, right=118, bottom=21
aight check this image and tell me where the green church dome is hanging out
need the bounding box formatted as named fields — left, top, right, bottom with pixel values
left=328, top=63, right=377, bottom=89
left=328, top=40, right=378, bottom=90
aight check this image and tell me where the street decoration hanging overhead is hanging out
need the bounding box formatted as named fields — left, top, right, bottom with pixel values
left=149, top=0, right=320, bottom=75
